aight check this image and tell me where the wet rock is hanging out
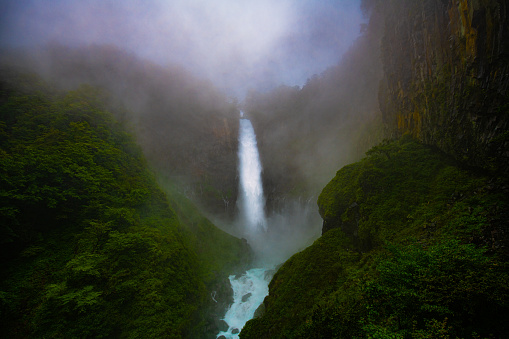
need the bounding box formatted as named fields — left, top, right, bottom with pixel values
left=217, top=320, right=229, bottom=332
left=232, top=328, right=240, bottom=334
left=241, top=293, right=252, bottom=302
left=253, top=302, right=265, bottom=318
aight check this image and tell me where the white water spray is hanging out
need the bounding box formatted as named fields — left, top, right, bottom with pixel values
left=216, top=113, right=271, bottom=339
left=238, top=117, right=267, bottom=233
left=216, top=112, right=321, bottom=338
left=217, top=268, right=273, bottom=339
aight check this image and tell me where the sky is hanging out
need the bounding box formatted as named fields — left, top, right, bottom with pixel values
left=0, top=0, right=364, bottom=97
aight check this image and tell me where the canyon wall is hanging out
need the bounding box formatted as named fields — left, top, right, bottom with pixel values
left=378, top=0, right=509, bottom=172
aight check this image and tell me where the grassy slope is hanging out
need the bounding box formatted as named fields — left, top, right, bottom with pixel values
left=241, top=136, right=509, bottom=338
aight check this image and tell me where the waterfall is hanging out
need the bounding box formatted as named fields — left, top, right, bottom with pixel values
left=238, top=117, right=267, bottom=233
left=216, top=112, right=320, bottom=338
left=216, top=113, right=271, bottom=339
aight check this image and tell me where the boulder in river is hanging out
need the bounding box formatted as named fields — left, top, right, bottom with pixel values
left=241, top=293, right=252, bottom=302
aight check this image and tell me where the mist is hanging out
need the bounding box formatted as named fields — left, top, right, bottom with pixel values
left=0, top=0, right=376, bottom=262
left=0, top=0, right=364, bottom=98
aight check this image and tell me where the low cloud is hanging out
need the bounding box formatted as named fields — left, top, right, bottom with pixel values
left=1, top=0, right=364, bottom=97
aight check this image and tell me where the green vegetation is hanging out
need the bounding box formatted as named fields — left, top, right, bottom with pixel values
left=158, top=179, right=252, bottom=337
left=360, top=239, right=507, bottom=338
left=0, top=69, right=248, bottom=338
left=161, top=180, right=251, bottom=282
left=241, top=136, right=509, bottom=338
left=241, top=228, right=362, bottom=338
left=3, top=44, right=241, bottom=219
left=318, top=135, right=494, bottom=250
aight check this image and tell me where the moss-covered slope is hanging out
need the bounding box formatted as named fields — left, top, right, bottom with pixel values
left=241, top=137, right=509, bottom=338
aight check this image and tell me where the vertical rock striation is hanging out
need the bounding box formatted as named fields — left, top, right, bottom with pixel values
left=378, top=0, right=509, bottom=173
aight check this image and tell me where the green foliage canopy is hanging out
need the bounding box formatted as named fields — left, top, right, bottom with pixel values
left=242, top=136, right=509, bottom=338
left=0, top=71, right=205, bottom=338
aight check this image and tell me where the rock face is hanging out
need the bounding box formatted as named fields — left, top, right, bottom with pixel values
left=241, top=293, right=252, bottom=303
left=252, top=301, right=265, bottom=319
left=200, top=277, right=235, bottom=338
left=378, top=0, right=509, bottom=173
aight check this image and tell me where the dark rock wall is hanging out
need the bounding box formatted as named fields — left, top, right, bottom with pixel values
left=378, top=0, right=509, bottom=173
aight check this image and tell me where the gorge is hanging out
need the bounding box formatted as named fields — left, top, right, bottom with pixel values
left=0, top=0, right=508, bottom=338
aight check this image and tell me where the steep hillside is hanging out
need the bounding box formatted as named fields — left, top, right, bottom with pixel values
left=0, top=69, right=249, bottom=338
left=1, top=45, right=240, bottom=219
left=241, top=137, right=509, bottom=338
left=159, top=178, right=253, bottom=337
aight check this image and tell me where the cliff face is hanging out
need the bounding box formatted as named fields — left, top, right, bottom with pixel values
left=379, top=0, right=509, bottom=172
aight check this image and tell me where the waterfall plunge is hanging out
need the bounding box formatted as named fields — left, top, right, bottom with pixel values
left=216, top=114, right=272, bottom=339
left=238, top=118, right=267, bottom=234
left=217, top=112, right=321, bottom=338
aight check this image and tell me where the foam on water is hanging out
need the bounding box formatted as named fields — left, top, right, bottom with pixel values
left=217, top=268, right=272, bottom=338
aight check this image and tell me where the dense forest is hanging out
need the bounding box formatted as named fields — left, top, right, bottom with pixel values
left=0, top=70, right=250, bottom=337
left=1, top=0, right=508, bottom=338
left=2, top=45, right=241, bottom=220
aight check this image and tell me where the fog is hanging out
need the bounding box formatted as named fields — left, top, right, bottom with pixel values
left=0, top=0, right=380, bottom=264
left=0, top=0, right=364, bottom=98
